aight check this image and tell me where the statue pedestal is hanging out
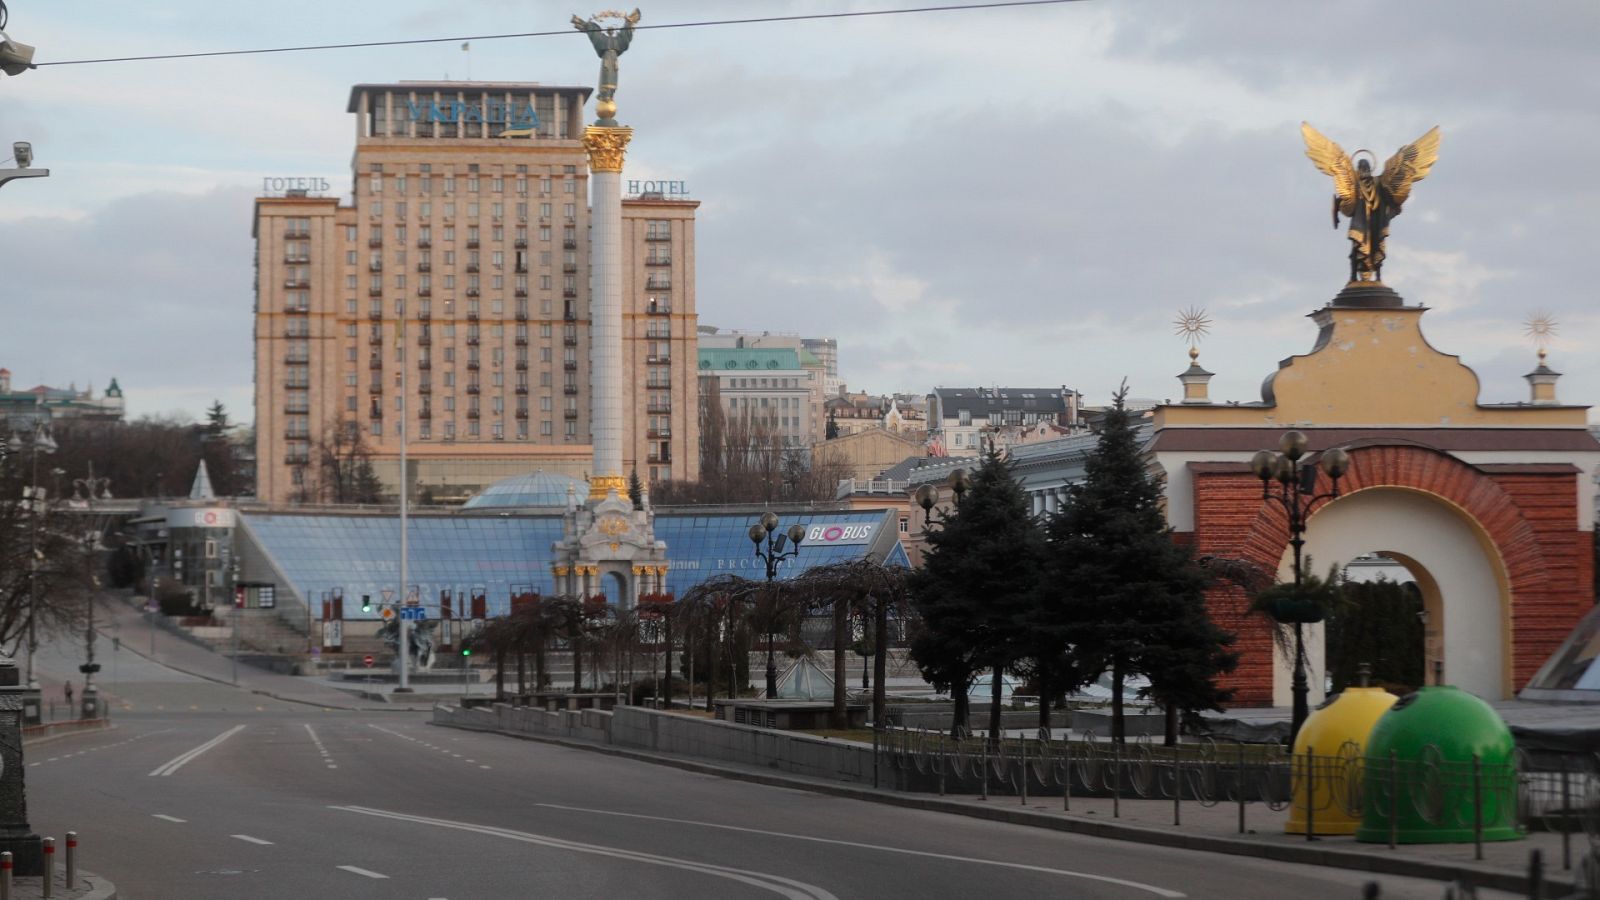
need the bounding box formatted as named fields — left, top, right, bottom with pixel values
left=1331, top=281, right=1404, bottom=309
left=0, top=660, right=42, bottom=875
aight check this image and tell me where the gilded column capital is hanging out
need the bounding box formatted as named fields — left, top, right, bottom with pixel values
left=588, top=473, right=629, bottom=501
left=583, top=126, right=634, bottom=174
left=553, top=565, right=570, bottom=577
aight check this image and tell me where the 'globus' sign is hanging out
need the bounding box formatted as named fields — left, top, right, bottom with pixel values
left=805, top=523, right=877, bottom=545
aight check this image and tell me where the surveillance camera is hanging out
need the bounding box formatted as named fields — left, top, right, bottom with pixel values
left=0, top=32, right=35, bottom=76
left=12, top=141, right=29, bottom=168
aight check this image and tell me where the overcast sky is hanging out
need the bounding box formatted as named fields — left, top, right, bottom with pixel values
left=1, top=0, right=1596, bottom=421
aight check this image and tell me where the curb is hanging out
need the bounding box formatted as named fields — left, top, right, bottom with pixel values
left=433, top=717, right=1578, bottom=896
left=22, top=721, right=116, bottom=748
left=77, top=869, right=117, bottom=899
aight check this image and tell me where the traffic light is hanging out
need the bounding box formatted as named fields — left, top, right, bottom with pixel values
left=361, top=594, right=372, bottom=612
left=461, top=647, right=472, bottom=658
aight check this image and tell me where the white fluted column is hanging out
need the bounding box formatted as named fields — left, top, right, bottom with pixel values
left=582, top=126, right=633, bottom=501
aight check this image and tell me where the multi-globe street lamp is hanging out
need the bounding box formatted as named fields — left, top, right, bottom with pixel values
left=72, top=472, right=112, bottom=719
left=1249, top=430, right=1350, bottom=745
left=748, top=512, right=805, bottom=699
left=912, top=467, right=970, bottom=534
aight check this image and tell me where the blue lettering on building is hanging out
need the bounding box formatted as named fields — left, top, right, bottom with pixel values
left=406, top=98, right=539, bottom=132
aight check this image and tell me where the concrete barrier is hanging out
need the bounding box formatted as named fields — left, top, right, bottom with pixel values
left=435, top=703, right=877, bottom=784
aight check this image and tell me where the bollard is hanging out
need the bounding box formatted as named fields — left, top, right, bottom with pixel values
left=938, top=739, right=946, bottom=797
left=1471, top=754, right=1483, bottom=862
left=41, top=837, right=53, bottom=900
left=64, top=831, right=76, bottom=889
left=1, top=850, right=11, bottom=900
left=980, top=738, right=989, bottom=802
left=1173, top=749, right=1182, bottom=827
left=1112, top=740, right=1121, bottom=819
left=1062, top=741, right=1071, bottom=812
left=1361, top=881, right=1379, bottom=900
left=873, top=727, right=880, bottom=790
left=1388, top=750, right=1399, bottom=850
left=1305, top=745, right=1316, bottom=842
left=1237, top=742, right=1247, bottom=834
left=1529, top=848, right=1543, bottom=900
left=1561, top=764, right=1572, bottom=871
left=1019, top=736, right=1028, bottom=807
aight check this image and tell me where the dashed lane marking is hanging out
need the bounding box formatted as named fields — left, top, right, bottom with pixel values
left=337, top=865, right=389, bottom=879
left=28, top=729, right=169, bottom=768
left=152, top=814, right=187, bottom=823
left=231, top=834, right=274, bottom=845
left=367, top=723, right=490, bottom=771
left=304, top=723, right=338, bottom=770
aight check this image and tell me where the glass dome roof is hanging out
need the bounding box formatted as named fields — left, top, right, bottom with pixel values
left=461, top=471, right=584, bottom=510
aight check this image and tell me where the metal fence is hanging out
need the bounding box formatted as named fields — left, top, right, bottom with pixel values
left=875, top=728, right=1600, bottom=863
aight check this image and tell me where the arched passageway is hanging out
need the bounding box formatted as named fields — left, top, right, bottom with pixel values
left=1278, top=487, right=1509, bottom=702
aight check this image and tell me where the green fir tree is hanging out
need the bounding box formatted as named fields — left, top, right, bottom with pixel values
left=1045, top=385, right=1236, bottom=744
left=909, top=447, right=1043, bottom=741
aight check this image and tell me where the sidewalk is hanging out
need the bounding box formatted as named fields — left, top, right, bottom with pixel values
left=437, top=710, right=1589, bottom=896
left=93, top=596, right=433, bottom=712
left=5, top=869, right=116, bottom=899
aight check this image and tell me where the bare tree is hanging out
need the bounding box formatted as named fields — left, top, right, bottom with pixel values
left=654, top=405, right=849, bottom=505
left=313, top=418, right=383, bottom=504
left=789, top=559, right=913, bottom=730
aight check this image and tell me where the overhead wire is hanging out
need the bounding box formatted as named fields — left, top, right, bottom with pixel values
left=32, top=0, right=1088, bottom=67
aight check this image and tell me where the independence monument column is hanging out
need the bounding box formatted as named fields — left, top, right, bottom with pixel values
left=573, top=8, right=640, bottom=501
left=552, top=10, right=668, bottom=611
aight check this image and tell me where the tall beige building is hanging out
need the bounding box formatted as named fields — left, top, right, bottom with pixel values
left=252, top=82, right=699, bottom=504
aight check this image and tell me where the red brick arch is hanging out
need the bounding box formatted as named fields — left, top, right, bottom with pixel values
left=1188, top=441, right=1586, bottom=704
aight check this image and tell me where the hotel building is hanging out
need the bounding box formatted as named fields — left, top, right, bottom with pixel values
left=251, top=81, right=699, bottom=504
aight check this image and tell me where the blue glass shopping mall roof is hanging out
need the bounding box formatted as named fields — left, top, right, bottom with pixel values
left=240, top=508, right=908, bottom=620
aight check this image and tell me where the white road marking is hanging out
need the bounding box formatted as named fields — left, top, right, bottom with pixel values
left=304, top=723, right=338, bottom=769
left=148, top=725, right=247, bottom=777
left=535, top=803, right=1186, bottom=898
left=331, top=805, right=837, bottom=900
left=231, top=834, right=274, bottom=845
left=337, top=865, right=389, bottom=879
left=151, top=814, right=187, bottom=823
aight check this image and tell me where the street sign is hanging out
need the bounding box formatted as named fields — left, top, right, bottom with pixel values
left=380, top=588, right=395, bottom=603
left=379, top=606, right=395, bottom=620
left=399, top=607, right=427, bottom=621
left=363, top=654, right=375, bottom=668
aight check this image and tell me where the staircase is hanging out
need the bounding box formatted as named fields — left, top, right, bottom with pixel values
left=201, top=608, right=311, bottom=656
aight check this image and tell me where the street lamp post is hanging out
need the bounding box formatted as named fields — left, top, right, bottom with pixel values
left=229, top=559, right=241, bottom=686
left=749, top=512, right=806, bottom=699
left=1249, top=430, right=1350, bottom=745
left=72, top=470, right=111, bottom=720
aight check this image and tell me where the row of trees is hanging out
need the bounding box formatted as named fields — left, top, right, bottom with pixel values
left=36, top=401, right=246, bottom=499
left=910, top=388, right=1238, bottom=745
left=0, top=435, right=102, bottom=659
left=652, top=400, right=848, bottom=505
left=463, top=559, right=910, bottom=731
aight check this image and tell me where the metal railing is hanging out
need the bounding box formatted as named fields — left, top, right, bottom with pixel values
left=877, top=729, right=1600, bottom=857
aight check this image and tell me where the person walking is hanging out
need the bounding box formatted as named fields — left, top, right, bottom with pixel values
left=64, top=680, right=74, bottom=709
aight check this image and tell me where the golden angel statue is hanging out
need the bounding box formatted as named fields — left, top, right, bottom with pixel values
left=1301, top=123, right=1441, bottom=284
left=572, top=9, right=642, bottom=125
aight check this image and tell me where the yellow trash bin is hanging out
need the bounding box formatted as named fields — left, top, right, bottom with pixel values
left=1286, top=686, right=1396, bottom=835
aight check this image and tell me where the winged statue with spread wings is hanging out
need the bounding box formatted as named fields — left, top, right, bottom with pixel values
left=1301, top=123, right=1441, bottom=284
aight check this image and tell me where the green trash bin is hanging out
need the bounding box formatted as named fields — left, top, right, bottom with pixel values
left=1355, top=686, right=1522, bottom=844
